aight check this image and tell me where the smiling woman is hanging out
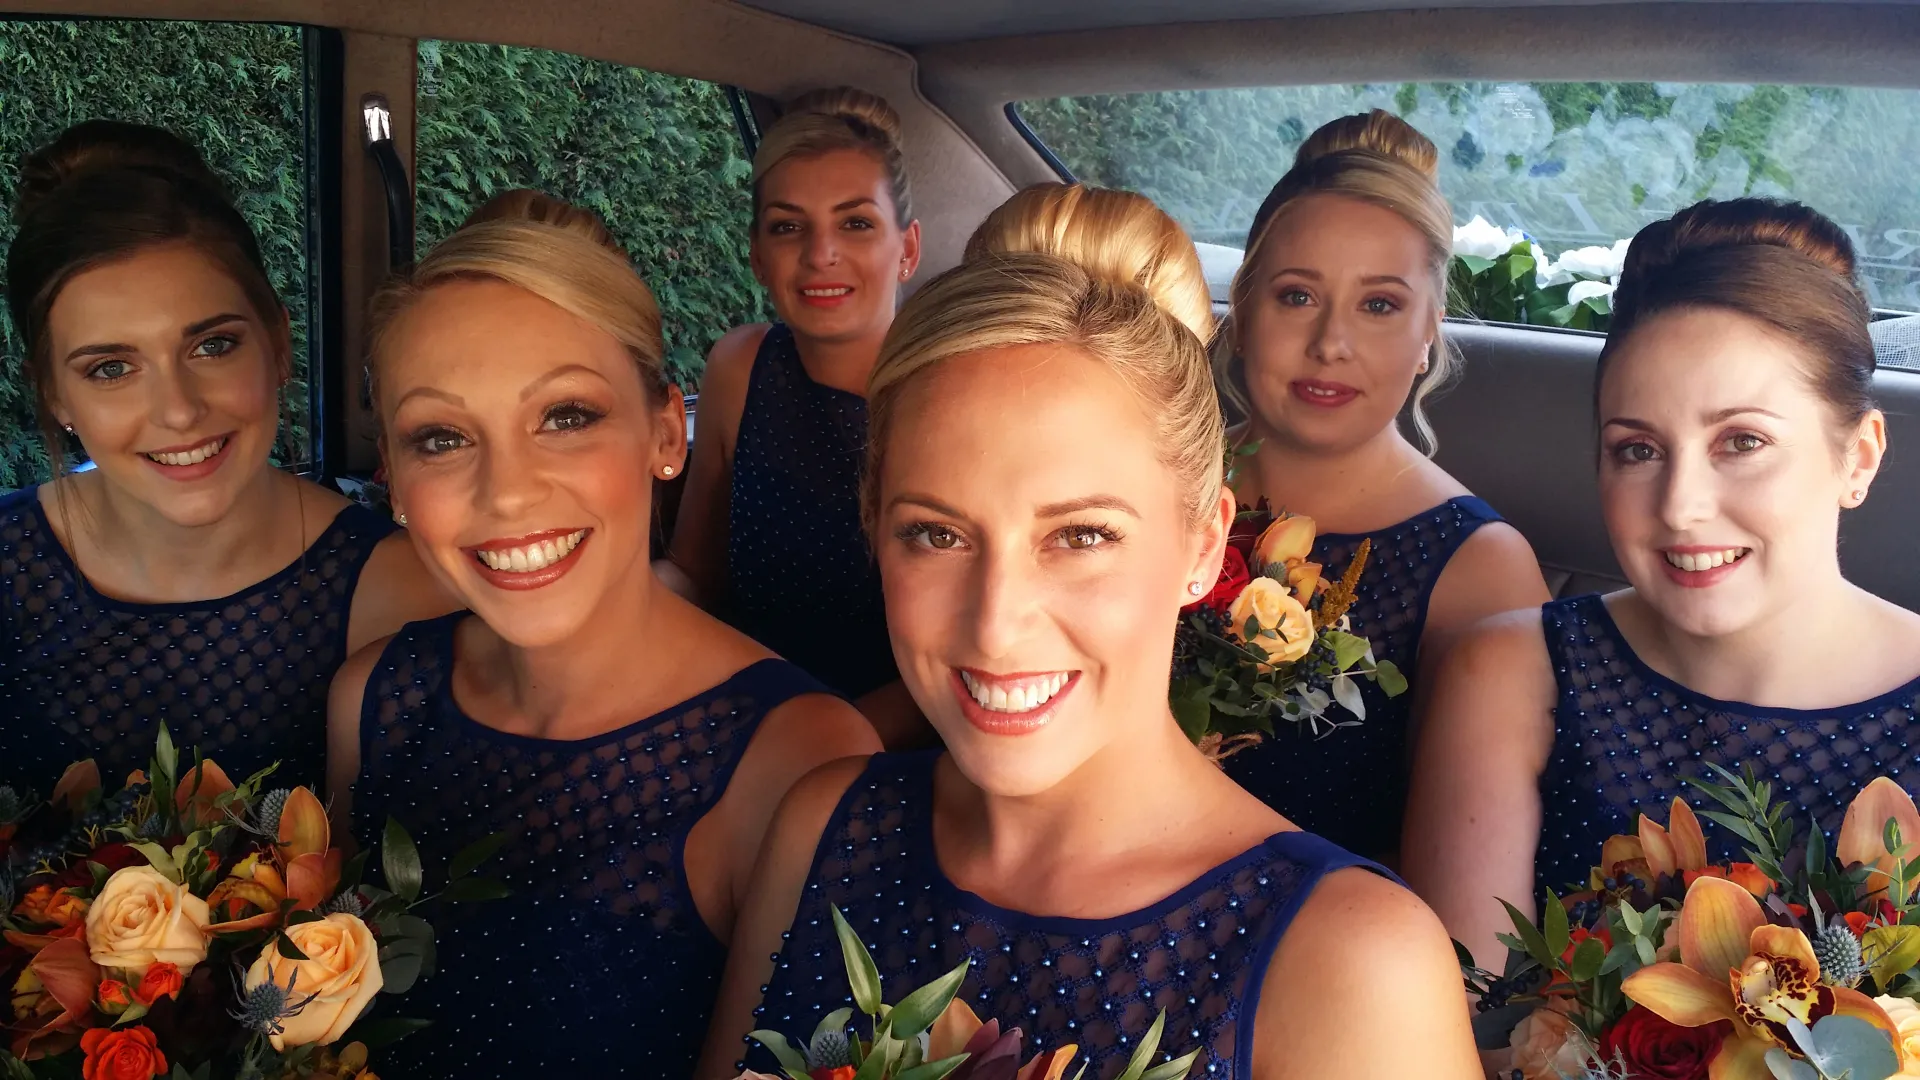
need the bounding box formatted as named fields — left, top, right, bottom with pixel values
left=0, top=120, right=450, bottom=794
left=1403, top=197, right=1920, bottom=973
left=330, top=190, right=877, bottom=1079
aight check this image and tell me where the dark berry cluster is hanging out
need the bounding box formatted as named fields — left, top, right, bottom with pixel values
left=1171, top=606, right=1227, bottom=679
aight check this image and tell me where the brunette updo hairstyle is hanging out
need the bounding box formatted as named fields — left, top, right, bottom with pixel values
left=864, top=183, right=1221, bottom=532
left=1600, top=197, right=1875, bottom=437
left=6, top=120, right=283, bottom=465
left=1221, top=110, right=1458, bottom=453
left=751, top=87, right=912, bottom=228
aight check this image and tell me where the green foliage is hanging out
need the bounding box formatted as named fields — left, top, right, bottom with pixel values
left=414, top=40, right=765, bottom=389
left=0, top=19, right=311, bottom=489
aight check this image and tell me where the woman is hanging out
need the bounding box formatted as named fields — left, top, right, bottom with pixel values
left=0, top=120, right=448, bottom=792
left=660, top=87, right=923, bottom=742
left=1216, top=111, right=1549, bottom=859
left=1402, top=197, right=1920, bottom=969
left=695, top=184, right=1478, bottom=1080
left=327, top=192, right=880, bottom=1077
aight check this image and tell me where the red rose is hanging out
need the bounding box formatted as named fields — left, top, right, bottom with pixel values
left=1187, top=547, right=1251, bottom=615
left=80, top=1025, right=168, bottom=1080
left=1599, top=1007, right=1727, bottom=1079
left=51, top=843, right=146, bottom=889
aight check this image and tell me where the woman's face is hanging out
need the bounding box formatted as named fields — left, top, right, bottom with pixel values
left=751, top=148, right=920, bottom=347
left=1235, top=194, right=1439, bottom=454
left=380, top=279, right=685, bottom=648
left=1599, top=307, right=1883, bottom=639
left=44, top=241, right=286, bottom=527
left=876, top=343, right=1229, bottom=796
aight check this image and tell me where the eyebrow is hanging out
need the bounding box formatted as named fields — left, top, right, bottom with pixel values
left=63, top=312, right=248, bottom=363
left=1602, top=406, right=1787, bottom=432
left=886, top=492, right=1142, bottom=520
left=763, top=197, right=879, bottom=215
left=1265, top=268, right=1411, bottom=288
left=519, top=363, right=608, bottom=402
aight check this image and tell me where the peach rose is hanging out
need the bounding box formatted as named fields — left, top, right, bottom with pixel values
left=1252, top=514, right=1315, bottom=571
left=1507, top=1006, right=1589, bottom=1080
left=85, top=867, right=210, bottom=979
left=244, top=913, right=384, bottom=1049
left=1877, top=995, right=1920, bottom=1076
left=1227, top=577, right=1315, bottom=666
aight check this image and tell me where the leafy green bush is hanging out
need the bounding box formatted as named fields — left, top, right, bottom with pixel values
left=0, top=19, right=311, bottom=490
left=414, top=40, right=766, bottom=389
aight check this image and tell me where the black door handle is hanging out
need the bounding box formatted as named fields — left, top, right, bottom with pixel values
left=361, top=93, right=414, bottom=274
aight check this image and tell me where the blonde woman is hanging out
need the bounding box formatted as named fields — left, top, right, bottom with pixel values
left=1216, top=111, right=1549, bottom=860
left=695, top=184, right=1478, bottom=1080
left=324, top=191, right=879, bottom=1078
left=661, top=87, right=923, bottom=743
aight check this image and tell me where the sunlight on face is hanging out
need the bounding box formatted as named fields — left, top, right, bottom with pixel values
left=1237, top=194, right=1438, bottom=454
left=380, top=279, right=679, bottom=648
left=752, top=148, right=917, bottom=346
left=45, top=242, right=284, bottom=526
left=1599, top=308, right=1865, bottom=638
left=876, top=343, right=1210, bottom=796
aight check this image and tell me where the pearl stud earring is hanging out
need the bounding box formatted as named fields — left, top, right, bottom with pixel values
left=395, top=512, right=408, bottom=527
left=662, top=465, right=675, bottom=477
left=1188, top=581, right=1206, bottom=596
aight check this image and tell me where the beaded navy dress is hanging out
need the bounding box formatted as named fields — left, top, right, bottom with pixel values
left=352, top=613, right=834, bottom=1078
left=0, top=485, right=394, bottom=793
left=1224, top=496, right=1501, bottom=856
left=748, top=751, right=1387, bottom=1080
left=1535, top=593, right=1920, bottom=890
left=726, top=323, right=896, bottom=700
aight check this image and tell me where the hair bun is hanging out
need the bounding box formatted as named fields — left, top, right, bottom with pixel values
left=785, top=86, right=903, bottom=147
left=1617, top=197, right=1856, bottom=314
left=965, top=183, right=1214, bottom=342
left=1292, top=109, right=1439, bottom=180
left=16, top=119, right=227, bottom=222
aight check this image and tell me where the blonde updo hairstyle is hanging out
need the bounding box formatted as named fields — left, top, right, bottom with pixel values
left=366, top=189, right=669, bottom=415
left=751, top=87, right=912, bottom=227
left=863, top=182, right=1223, bottom=534
left=1221, top=109, right=1458, bottom=453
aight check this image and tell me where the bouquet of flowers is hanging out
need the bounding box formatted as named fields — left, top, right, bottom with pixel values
left=0, top=729, right=504, bottom=1079
left=1465, top=765, right=1920, bottom=1080
left=1170, top=503, right=1406, bottom=761
left=737, top=907, right=1198, bottom=1080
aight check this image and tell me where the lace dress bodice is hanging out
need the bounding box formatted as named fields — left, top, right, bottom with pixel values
left=1536, top=593, right=1920, bottom=889
left=749, top=751, right=1386, bottom=1079
left=352, top=614, right=835, bottom=1078
left=0, top=484, right=394, bottom=792
left=1224, top=496, right=1501, bottom=855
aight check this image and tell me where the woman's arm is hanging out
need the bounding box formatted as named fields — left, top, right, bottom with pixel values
left=694, top=757, right=871, bottom=1080
left=662, top=324, right=766, bottom=607
left=1417, top=522, right=1551, bottom=701
left=1400, top=610, right=1558, bottom=971
left=1254, top=867, right=1480, bottom=1079
left=685, top=691, right=881, bottom=940
left=323, top=638, right=388, bottom=851
left=344, top=534, right=463, bottom=656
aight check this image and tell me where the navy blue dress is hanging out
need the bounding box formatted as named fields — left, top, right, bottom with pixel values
left=0, top=484, right=394, bottom=793
left=726, top=323, right=896, bottom=700
left=352, top=614, right=834, bottom=1078
left=1535, top=593, right=1920, bottom=890
left=1224, top=496, right=1501, bottom=856
left=748, top=751, right=1387, bottom=1080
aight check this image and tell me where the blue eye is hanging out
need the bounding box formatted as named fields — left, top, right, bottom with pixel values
left=87, top=358, right=133, bottom=382
left=192, top=334, right=240, bottom=358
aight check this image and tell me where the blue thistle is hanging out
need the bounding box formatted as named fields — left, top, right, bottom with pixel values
left=321, top=890, right=366, bottom=917
left=229, top=964, right=318, bottom=1036
left=807, top=1028, right=852, bottom=1070
left=0, top=785, right=26, bottom=823
left=137, top=812, right=168, bottom=840
left=254, top=789, right=292, bottom=838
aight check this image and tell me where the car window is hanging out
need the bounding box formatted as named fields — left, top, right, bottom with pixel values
left=414, top=41, right=764, bottom=388
left=1017, top=82, right=1920, bottom=324
left=0, top=18, right=320, bottom=488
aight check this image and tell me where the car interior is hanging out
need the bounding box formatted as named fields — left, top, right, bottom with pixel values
left=7, top=0, right=1920, bottom=610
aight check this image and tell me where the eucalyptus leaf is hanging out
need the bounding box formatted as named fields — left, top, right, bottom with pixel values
left=830, top=905, right=885, bottom=1018
left=1764, top=1047, right=1820, bottom=1080
left=1795, top=1014, right=1900, bottom=1080
left=1321, top=630, right=1370, bottom=670
left=1372, top=659, right=1408, bottom=698
left=1330, top=675, right=1365, bottom=722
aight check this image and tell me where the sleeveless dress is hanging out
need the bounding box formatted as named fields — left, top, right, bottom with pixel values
left=726, top=323, right=896, bottom=700
left=747, top=751, right=1388, bottom=1080
left=352, top=613, right=834, bottom=1078
left=1535, top=593, right=1920, bottom=890
left=1224, top=496, right=1502, bottom=856
left=0, top=484, right=394, bottom=793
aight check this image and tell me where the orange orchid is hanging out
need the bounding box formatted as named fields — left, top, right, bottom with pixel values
left=1623, top=876, right=1894, bottom=1078
left=1639, top=797, right=1710, bottom=881
left=173, top=759, right=235, bottom=830
left=50, top=759, right=101, bottom=815
left=1252, top=513, right=1315, bottom=570
left=205, top=852, right=292, bottom=934
left=1839, top=777, right=1920, bottom=901
left=7, top=936, right=102, bottom=1059
left=5, top=885, right=92, bottom=953
left=1685, top=864, right=1776, bottom=899
left=205, top=787, right=339, bottom=933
